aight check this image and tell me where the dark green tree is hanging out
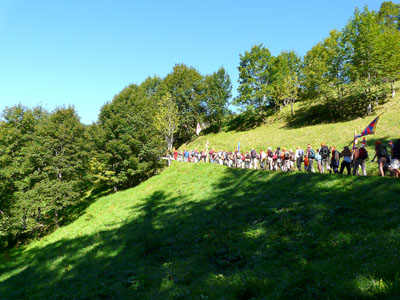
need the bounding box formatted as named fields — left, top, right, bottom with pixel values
left=164, top=64, right=205, bottom=142
left=94, top=84, right=164, bottom=192
left=203, top=67, right=232, bottom=132
left=235, top=44, right=274, bottom=117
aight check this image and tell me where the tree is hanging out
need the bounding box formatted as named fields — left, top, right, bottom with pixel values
left=19, top=106, right=89, bottom=229
left=164, top=64, right=205, bottom=142
left=203, top=67, right=232, bottom=131
left=0, top=105, right=46, bottom=245
left=343, top=6, right=385, bottom=114
left=378, top=1, right=400, bottom=30
left=153, top=92, right=180, bottom=151
left=302, top=30, right=348, bottom=121
left=271, top=51, right=301, bottom=114
left=235, top=44, right=273, bottom=117
left=95, top=84, right=164, bottom=192
left=372, top=27, right=400, bottom=97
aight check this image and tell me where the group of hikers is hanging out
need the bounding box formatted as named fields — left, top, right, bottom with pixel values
left=171, top=139, right=400, bottom=177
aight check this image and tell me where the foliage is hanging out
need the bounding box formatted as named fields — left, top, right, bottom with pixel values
left=153, top=92, right=180, bottom=151
left=93, top=84, right=164, bottom=192
left=203, top=67, right=232, bottom=132
left=164, top=64, right=205, bottom=142
left=271, top=51, right=302, bottom=114
left=0, top=106, right=89, bottom=247
left=235, top=44, right=274, bottom=117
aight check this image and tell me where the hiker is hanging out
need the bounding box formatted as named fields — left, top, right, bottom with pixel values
left=250, top=148, right=258, bottom=169
left=282, top=148, right=291, bottom=172
left=177, top=150, right=183, bottom=161
left=330, top=146, right=340, bottom=174
left=289, top=149, right=295, bottom=171
left=352, top=144, right=367, bottom=176
left=244, top=151, right=251, bottom=168
left=200, top=150, right=206, bottom=162
left=306, top=144, right=315, bottom=173
left=319, top=143, right=331, bottom=174
left=266, top=147, right=274, bottom=170
left=234, top=150, right=240, bottom=168
left=295, top=146, right=304, bottom=171
left=371, top=141, right=388, bottom=176
left=315, top=148, right=322, bottom=173
left=388, top=140, right=400, bottom=178
left=339, top=146, right=352, bottom=175
left=173, top=148, right=178, bottom=161
left=184, top=149, right=190, bottom=162
left=260, top=149, right=267, bottom=170
left=274, top=147, right=282, bottom=171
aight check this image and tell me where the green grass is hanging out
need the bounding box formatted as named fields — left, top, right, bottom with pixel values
left=183, top=95, right=400, bottom=176
left=1, top=162, right=400, bottom=299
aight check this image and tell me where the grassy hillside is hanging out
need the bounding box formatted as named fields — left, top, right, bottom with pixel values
left=1, top=162, right=400, bottom=299
left=184, top=96, right=400, bottom=176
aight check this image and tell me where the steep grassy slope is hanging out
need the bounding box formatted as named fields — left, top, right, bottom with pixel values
left=184, top=96, right=400, bottom=175
left=1, top=162, right=400, bottom=299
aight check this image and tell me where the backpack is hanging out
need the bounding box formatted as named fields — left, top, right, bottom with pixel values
left=320, top=146, right=329, bottom=159
left=308, top=149, right=315, bottom=159
left=236, top=152, right=241, bottom=159
left=284, top=152, right=290, bottom=159
left=268, top=151, right=274, bottom=158
left=298, top=149, right=304, bottom=157
left=251, top=150, right=256, bottom=158
left=378, top=145, right=388, bottom=158
left=333, top=150, right=340, bottom=160
left=359, top=148, right=368, bottom=159
left=246, top=153, right=251, bottom=160
left=393, top=139, right=400, bottom=159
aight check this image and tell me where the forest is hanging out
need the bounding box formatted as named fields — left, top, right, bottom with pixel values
left=1, top=2, right=399, bottom=249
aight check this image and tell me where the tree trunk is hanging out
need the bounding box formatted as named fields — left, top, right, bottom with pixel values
left=290, top=99, right=294, bottom=117
left=113, top=184, right=118, bottom=192
left=54, top=209, right=59, bottom=228
left=392, top=81, right=396, bottom=98
left=367, top=100, right=372, bottom=115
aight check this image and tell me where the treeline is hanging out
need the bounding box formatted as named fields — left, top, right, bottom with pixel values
left=0, top=65, right=231, bottom=248
left=235, top=2, right=400, bottom=121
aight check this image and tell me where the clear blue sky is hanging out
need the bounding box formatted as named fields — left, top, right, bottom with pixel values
left=0, top=0, right=385, bottom=124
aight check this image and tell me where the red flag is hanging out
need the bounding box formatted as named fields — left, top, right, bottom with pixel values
left=355, top=115, right=382, bottom=138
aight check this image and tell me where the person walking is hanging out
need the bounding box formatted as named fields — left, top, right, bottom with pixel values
left=339, top=146, right=352, bottom=175
left=315, top=148, right=322, bottom=173
left=330, top=146, right=340, bottom=174
left=306, top=144, right=315, bottom=173
left=250, top=148, right=258, bottom=170
left=267, top=147, right=274, bottom=170
left=352, top=144, right=367, bottom=176
left=295, top=146, right=304, bottom=171
left=371, top=141, right=388, bottom=176
left=319, top=143, right=331, bottom=174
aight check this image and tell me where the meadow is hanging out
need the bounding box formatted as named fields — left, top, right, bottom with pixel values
left=1, top=162, right=399, bottom=299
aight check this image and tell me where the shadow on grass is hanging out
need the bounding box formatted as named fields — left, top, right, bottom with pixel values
left=285, top=96, right=389, bottom=129
left=1, top=167, right=400, bottom=299
left=225, top=110, right=274, bottom=132
left=60, top=184, right=113, bottom=227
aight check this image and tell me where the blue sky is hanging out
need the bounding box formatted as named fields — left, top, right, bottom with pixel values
left=0, top=0, right=385, bottom=124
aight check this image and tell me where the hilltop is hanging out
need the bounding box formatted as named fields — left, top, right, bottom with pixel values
left=1, top=162, right=400, bottom=299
